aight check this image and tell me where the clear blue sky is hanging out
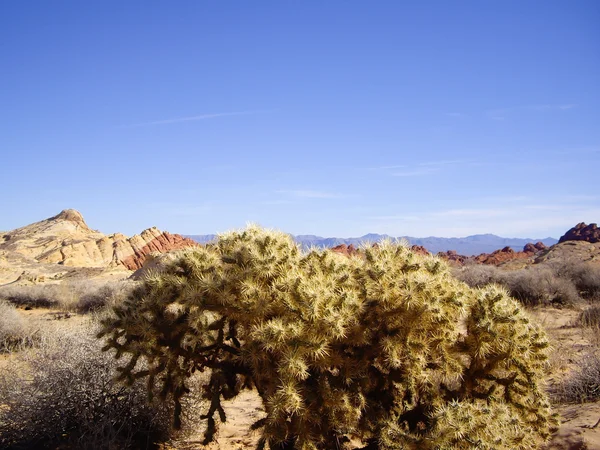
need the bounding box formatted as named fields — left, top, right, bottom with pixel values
left=1, top=1, right=598, bottom=238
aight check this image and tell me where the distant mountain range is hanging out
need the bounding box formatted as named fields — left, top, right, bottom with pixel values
left=185, top=233, right=558, bottom=256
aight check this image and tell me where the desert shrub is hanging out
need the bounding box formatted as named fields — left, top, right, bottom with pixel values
left=0, top=301, right=36, bottom=351
left=76, top=279, right=135, bottom=312
left=452, top=263, right=504, bottom=288
left=555, top=350, right=600, bottom=403
left=0, top=320, right=196, bottom=449
left=99, top=226, right=558, bottom=450
left=456, top=264, right=580, bottom=307
left=564, top=263, right=600, bottom=301
left=454, top=262, right=587, bottom=307
left=0, top=283, right=64, bottom=308
left=501, top=266, right=580, bottom=307
left=0, top=279, right=134, bottom=312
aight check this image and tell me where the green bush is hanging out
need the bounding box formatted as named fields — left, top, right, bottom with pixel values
left=99, top=226, right=558, bottom=450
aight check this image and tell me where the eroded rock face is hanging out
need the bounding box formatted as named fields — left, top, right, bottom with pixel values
left=0, top=209, right=198, bottom=271
left=117, top=228, right=198, bottom=270
left=559, top=223, right=600, bottom=244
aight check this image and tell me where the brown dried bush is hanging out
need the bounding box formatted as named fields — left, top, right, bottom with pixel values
left=0, top=280, right=134, bottom=312
left=0, top=320, right=201, bottom=449
left=555, top=350, right=600, bottom=403
left=454, top=264, right=581, bottom=306
left=0, top=300, right=37, bottom=352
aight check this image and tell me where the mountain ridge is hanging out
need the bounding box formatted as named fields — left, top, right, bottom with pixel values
left=186, top=232, right=558, bottom=256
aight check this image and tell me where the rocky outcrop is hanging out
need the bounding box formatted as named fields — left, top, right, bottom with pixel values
left=117, top=228, right=198, bottom=270
left=410, top=245, right=430, bottom=256
left=535, top=240, right=600, bottom=265
left=0, top=209, right=198, bottom=271
left=331, top=244, right=359, bottom=257
left=437, top=250, right=469, bottom=265
left=474, top=242, right=546, bottom=266
left=559, top=222, right=600, bottom=244
left=523, top=242, right=547, bottom=253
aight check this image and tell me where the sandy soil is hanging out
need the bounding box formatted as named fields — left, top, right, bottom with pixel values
left=530, top=307, right=600, bottom=450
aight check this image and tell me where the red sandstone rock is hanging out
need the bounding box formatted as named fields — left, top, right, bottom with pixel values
left=559, top=222, right=600, bottom=244
left=410, top=245, right=430, bottom=256
left=330, top=244, right=359, bottom=257
left=437, top=250, right=469, bottom=265
left=118, top=230, right=199, bottom=270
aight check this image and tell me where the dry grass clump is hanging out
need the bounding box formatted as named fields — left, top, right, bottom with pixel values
left=555, top=350, right=600, bottom=404
left=0, top=279, right=134, bottom=312
left=579, top=305, right=600, bottom=328
left=0, top=320, right=202, bottom=449
left=0, top=300, right=37, bottom=352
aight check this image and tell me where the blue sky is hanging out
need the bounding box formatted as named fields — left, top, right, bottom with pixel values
left=1, top=1, right=598, bottom=238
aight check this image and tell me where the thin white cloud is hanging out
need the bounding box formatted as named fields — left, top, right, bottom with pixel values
left=276, top=190, right=341, bottom=199
left=392, top=167, right=439, bottom=177
left=123, top=110, right=273, bottom=127
left=261, top=199, right=294, bottom=205
left=371, top=159, right=472, bottom=177
left=418, top=159, right=472, bottom=166
left=367, top=164, right=407, bottom=170
left=364, top=202, right=600, bottom=238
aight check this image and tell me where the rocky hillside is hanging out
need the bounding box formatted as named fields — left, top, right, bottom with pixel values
left=0, top=209, right=198, bottom=281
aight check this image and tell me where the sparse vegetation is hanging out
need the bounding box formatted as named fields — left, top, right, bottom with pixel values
left=0, top=279, right=134, bottom=312
left=0, top=320, right=200, bottom=449
left=555, top=350, right=600, bottom=404
left=0, top=300, right=36, bottom=351
left=579, top=305, right=600, bottom=328
left=99, top=226, right=558, bottom=449
left=453, top=261, right=600, bottom=307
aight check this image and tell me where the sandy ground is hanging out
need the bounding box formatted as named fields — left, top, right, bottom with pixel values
left=531, top=307, right=600, bottom=450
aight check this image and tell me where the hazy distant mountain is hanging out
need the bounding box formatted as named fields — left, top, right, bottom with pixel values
left=186, top=234, right=218, bottom=244
left=185, top=233, right=558, bottom=256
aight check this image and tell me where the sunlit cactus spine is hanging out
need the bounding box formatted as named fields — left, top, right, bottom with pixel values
left=98, top=225, right=558, bottom=449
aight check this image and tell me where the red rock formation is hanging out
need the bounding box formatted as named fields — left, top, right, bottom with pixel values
left=410, top=245, right=430, bottom=256
left=330, top=244, right=359, bottom=257
left=559, top=222, right=600, bottom=244
left=523, top=242, right=547, bottom=253
left=437, top=250, right=469, bottom=265
left=474, top=243, right=546, bottom=265
left=118, top=229, right=199, bottom=270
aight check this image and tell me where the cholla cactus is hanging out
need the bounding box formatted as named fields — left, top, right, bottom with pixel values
left=98, top=225, right=557, bottom=449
